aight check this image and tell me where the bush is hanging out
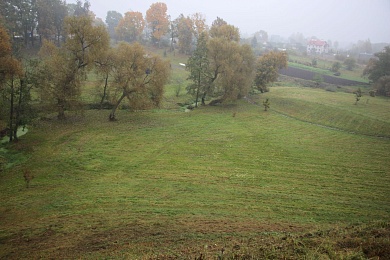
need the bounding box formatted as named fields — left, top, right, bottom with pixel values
left=331, top=62, right=341, bottom=73
left=344, top=57, right=357, bottom=71
left=369, top=89, right=376, bottom=97
left=374, top=76, right=390, bottom=96
left=313, top=73, right=324, bottom=86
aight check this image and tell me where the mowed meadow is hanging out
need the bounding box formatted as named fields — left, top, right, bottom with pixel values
left=1, top=51, right=390, bottom=259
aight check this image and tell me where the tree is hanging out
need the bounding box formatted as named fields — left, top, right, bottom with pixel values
left=0, top=24, right=25, bottom=142
left=68, top=0, right=90, bottom=17
left=254, top=51, right=288, bottom=93
left=36, top=0, right=67, bottom=45
left=209, top=19, right=239, bottom=42
left=363, top=46, right=390, bottom=96
left=254, top=30, right=268, bottom=44
left=115, top=11, right=145, bottom=42
left=1, top=0, right=38, bottom=47
left=145, top=2, right=169, bottom=45
left=373, top=76, right=390, bottom=97
left=37, top=15, right=109, bottom=119
left=219, top=43, right=255, bottom=101
left=94, top=48, right=116, bottom=108
left=168, top=18, right=178, bottom=52
left=106, top=10, right=123, bottom=39
left=186, top=32, right=211, bottom=107
left=204, top=20, right=254, bottom=104
left=354, top=39, right=372, bottom=54
left=263, top=98, right=270, bottom=111
left=344, top=57, right=356, bottom=71
left=191, top=13, right=207, bottom=40
left=313, top=73, right=324, bottom=87
left=312, top=58, right=317, bottom=67
left=289, top=32, right=305, bottom=47
left=210, top=17, right=227, bottom=31
left=176, top=14, right=193, bottom=54
left=251, top=36, right=258, bottom=48
left=354, top=88, right=362, bottom=105
left=331, top=61, right=342, bottom=73
left=108, top=42, right=170, bottom=121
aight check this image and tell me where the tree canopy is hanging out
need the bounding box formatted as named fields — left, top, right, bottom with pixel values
left=186, top=18, right=255, bottom=105
left=186, top=32, right=211, bottom=107
left=0, top=24, right=31, bottom=142
left=115, top=11, right=145, bottom=42
left=37, top=15, right=109, bottom=119
left=254, top=51, right=288, bottom=93
left=108, top=42, right=170, bottom=120
left=145, top=2, right=169, bottom=45
left=106, top=10, right=123, bottom=39
left=363, top=47, right=390, bottom=96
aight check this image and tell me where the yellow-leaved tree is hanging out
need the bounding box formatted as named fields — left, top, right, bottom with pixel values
left=115, top=11, right=145, bottom=42
left=37, top=15, right=109, bottom=119
left=108, top=42, right=170, bottom=121
left=146, top=2, right=169, bottom=46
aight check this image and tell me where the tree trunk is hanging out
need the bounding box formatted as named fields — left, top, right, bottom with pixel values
left=109, top=91, right=127, bottom=121
left=30, top=27, right=35, bottom=47
left=195, top=72, right=200, bottom=107
left=195, top=87, right=200, bottom=108
left=12, top=79, right=25, bottom=142
left=8, top=78, right=15, bottom=142
left=100, top=73, right=109, bottom=109
left=201, top=91, right=207, bottom=106
left=57, top=98, right=66, bottom=120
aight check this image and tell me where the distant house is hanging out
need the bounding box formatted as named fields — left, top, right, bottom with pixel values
left=307, top=39, right=329, bottom=54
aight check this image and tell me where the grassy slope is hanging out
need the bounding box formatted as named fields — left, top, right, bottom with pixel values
left=0, top=50, right=389, bottom=259
left=288, top=54, right=369, bottom=83
left=265, top=86, right=390, bottom=137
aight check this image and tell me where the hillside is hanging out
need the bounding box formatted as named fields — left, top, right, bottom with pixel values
left=1, top=81, right=390, bottom=258
left=1, top=46, right=390, bottom=259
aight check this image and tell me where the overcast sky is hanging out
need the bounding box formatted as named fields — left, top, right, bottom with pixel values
left=68, top=0, right=390, bottom=45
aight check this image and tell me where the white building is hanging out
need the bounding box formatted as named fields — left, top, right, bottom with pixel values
left=307, top=39, right=329, bottom=54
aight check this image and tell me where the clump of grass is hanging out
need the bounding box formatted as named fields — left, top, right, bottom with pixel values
left=23, top=169, right=34, bottom=188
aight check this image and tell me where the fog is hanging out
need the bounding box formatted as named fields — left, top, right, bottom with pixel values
left=69, top=0, right=390, bottom=45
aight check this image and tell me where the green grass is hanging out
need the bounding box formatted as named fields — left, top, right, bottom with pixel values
left=288, top=54, right=369, bottom=83
left=1, top=51, right=390, bottom=258
left=262, top=86, right=390, bottom=137
left=1, top=91, right=390, bottom=258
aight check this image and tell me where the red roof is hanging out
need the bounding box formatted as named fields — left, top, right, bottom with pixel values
left=308, top=39, right=327, bottom=46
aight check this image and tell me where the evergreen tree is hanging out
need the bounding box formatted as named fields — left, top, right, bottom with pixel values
left=186, top=33, right=210, bottom=107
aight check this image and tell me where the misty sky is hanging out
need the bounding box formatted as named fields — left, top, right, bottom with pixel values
left=69, top=0, right=390, bottom=45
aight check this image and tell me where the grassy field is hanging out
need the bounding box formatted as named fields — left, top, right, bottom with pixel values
left=1, top=50, right=390, bottom=259
left=288, top=54, right=369, bottom=83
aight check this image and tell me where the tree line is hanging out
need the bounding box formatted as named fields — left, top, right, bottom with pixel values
left=1, top=1, right=389, bottom=143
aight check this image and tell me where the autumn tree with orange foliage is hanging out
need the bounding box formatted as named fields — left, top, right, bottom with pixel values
left=116, top=11, right=145, bottom=42
left=146, top=2, right=169, bottom=46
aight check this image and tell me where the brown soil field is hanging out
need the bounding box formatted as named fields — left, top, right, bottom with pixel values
left=279, top=67, right=366, bottom=86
